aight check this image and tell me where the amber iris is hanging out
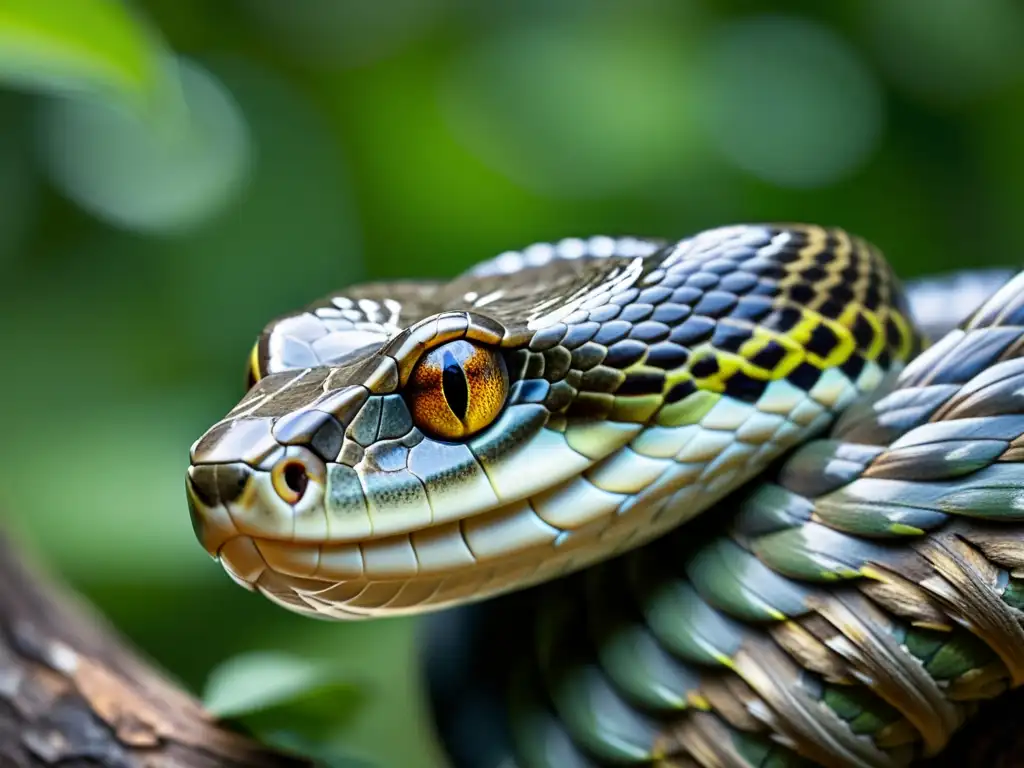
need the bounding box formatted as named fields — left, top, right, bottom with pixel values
left=407, top=339, right=509, bottom=440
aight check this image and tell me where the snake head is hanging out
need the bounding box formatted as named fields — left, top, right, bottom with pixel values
left=188, top=309, right=531, bottom=617
left=186, top=226, right=919, bottom=619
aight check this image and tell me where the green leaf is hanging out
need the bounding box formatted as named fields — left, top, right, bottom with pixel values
left=203, top=651, right=373, bottom=765
left=0, top=0, right=166, bottom=102
left=0, top=3, right=252, bottom=233
left=38, top=56, right=252, bottom=233
left=203, top=651, right=366, bottom=733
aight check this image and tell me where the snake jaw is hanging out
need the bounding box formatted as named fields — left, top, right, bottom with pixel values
left=188, top=387, right=838, bottom=620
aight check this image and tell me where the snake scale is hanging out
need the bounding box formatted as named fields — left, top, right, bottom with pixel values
left=185, top=223, right=1023, bottom=767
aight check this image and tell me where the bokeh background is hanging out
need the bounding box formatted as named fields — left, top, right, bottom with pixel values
left=2, top=1, right=1023, bottom=766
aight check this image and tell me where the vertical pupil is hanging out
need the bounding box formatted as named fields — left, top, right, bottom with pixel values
left=441, top=349, right=470, bottom=421
left=283, top=462, right=307, bottom=495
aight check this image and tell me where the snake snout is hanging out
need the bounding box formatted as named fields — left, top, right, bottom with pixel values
left=186, top=463, right=250, bottom=506
left=185, top=460, right=259, bottom=558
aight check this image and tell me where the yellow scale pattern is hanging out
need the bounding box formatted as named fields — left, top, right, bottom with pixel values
left=608, top=226, right=918, bottom=431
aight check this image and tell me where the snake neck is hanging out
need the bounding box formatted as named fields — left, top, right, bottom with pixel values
left=426, top=270, right=1024, bottom=768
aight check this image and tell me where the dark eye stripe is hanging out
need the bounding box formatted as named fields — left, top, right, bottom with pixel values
left=442, top=348, right=470, bottom=421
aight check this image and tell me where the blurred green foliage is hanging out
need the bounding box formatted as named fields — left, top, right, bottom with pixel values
left=0, top=1, right=1022, bottom=766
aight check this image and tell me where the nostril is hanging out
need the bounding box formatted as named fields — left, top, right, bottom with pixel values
left=187, top=464, right=249, bottom=505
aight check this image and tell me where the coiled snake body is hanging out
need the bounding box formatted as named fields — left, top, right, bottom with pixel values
left=185, top=224, right=1023, bottom=767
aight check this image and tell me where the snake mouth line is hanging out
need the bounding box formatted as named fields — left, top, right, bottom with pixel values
left=195, top=402, right=851, bottom=595
left=202, top=487, right=584, bottom=585
left=203, top=452, right=789, bottom=620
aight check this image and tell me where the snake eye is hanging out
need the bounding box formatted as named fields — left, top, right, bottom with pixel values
left=272, top=459, right=310, bottom=504
left=407, top=340, right=508, bottom=441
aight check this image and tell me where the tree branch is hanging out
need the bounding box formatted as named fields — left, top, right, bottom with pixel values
left=0, top=528, right=313, bottom=768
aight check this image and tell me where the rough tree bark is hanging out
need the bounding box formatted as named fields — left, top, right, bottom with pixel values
left=0, top=529, right=312, bottom=768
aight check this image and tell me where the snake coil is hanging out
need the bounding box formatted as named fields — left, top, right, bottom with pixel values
left=184, top=224, right=1021, bottom=767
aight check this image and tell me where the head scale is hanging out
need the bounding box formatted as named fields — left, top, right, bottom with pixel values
left=187, top=226, right=919, bottom=619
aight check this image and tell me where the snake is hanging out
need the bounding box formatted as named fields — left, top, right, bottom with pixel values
left=184, top=223, right=1023, bottom=767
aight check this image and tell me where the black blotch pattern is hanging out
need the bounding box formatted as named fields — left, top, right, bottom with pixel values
left=724, top=374, right=767, bottom=403
left=864, top=282, right=881, bottom=311
left=690, top=356, right=720, bottom=379
left=841, top=354, right=866, bottom=382
left=788, top=361, right=822, bottom=391
left=763, top=307, right=803, bottom=334
left=567, top=393, right=613, bottom=420
left=806, top=323, right=840, bottom=359
left=665, top=379, right=697, bottom=403
left=831, top=283, right=854, bottom=304
left=788, top=283, right=815, bottom=305
left=885, top=316, right=903, bottom=350
left=802, top=265, right=826, bottom=282
left=618, top=371, right=665, bottom=396
left=751, top=340, right=787, bottom=370
left=851, top=313, right=875, bottom=348
left=817, top=298, right=844, bottom=320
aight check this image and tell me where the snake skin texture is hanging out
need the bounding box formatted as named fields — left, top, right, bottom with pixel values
left=186, top=224, right=916, bottom=619
left=425, top=269, right=1024, bottom=768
